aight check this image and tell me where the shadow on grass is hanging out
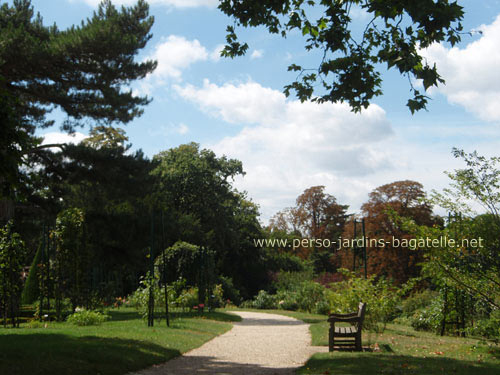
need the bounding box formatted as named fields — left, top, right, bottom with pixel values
left=106, top=309, right=241, bottom=323
left=0, top=333, right=179, bottom=375
left=134, top=354, right=300, bottom=374
left=298, top=353, right=500, bottom=375
left=169, top=311, right=242, bottom=322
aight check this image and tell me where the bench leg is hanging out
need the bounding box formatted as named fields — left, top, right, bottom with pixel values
left=355, top=333, right=362, bottom=351
left=329, top=326, right=334, bottom=352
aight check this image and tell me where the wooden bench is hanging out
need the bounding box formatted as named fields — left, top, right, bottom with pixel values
left=328, top=302, right=366, bottom=351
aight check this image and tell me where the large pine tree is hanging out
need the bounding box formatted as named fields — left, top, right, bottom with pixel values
left=0, top=0, right=156, bottom=204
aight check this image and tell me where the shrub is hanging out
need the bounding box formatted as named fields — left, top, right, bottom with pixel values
left=296, top=280, right=326, bottom=312
left=410, top=296, right=443, bottom=332
left=67, top=309, right=109, bottom=326
left=326, top=269, right=404, bottom=332
left=218, top=276, right=241, bottom=306
left=252, top=290, right=277, bottom=309
left=465, top=309, right=500, bottom=339
left=21, top=243, right=43, bottom=304
left=276, top=289, right=299, bottom=311
left=402, top=289, right=439, bottom=317
left=315, top=300, right=331, bottom=315
left=273, top=270, right=314, bottom=292
left=176, top=287, right=199, bottom=311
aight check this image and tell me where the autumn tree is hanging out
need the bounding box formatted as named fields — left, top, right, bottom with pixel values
left=295, top=186, right=348, bottom=240
left=268, top=186, right=348, bottom=272
left=219, top=0, right=464, bottom=113
left=350, top=180, right=435, bottom=283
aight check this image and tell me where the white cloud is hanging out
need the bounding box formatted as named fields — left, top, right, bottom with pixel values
left=42, top=132, right=87, bottom=146
left=176, top=80, right=399, bottom=220
left=421, top=14, right=500, bottom=121
left=75, top=0, right=217, bottom=8
left=146, top=35, right=208, bottom=83
left=250, top=49, right=264, bottom=59
left=175, top=79, right=288, bottom=125
left=210, top=44, right=225, bottom=62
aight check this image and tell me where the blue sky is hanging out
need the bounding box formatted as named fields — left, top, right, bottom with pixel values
left=33, top=0, right=500, bottom=221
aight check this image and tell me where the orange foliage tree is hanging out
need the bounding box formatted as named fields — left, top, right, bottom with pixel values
left=340, top=180, right=437, bottom=283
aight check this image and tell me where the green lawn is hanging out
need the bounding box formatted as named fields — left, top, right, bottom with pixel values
left=231, top=308, right=500, bottom=375
left=0, top=308, right=240, bottom=375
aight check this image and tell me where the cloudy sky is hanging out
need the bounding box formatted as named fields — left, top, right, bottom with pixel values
left=35, top=0, right=500, bottom=222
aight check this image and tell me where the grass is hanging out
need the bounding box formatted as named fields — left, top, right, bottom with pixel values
left=231, top=308, right=500, bottom=375
left=0, top=307, right=240, bottom=375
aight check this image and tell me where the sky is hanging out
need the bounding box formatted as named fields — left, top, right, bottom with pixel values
left=30, top=0, right=500, bottom=222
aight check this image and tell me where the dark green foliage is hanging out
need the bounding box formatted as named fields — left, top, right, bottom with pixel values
left=151, top=143, right=268, bottom=298
left=0, top=88, right=36, bottom=199
left=410, top=296, right=444, bottom=332
left=156, top=241, right=216, bottom=305
left=0, top=221, right=27, bottom=327
left=219, top=0, right=464, bottom=113
left=0, top=0, right=156, bottom=202
left=157, top=241, right=208, bottom=286
left=264, top=250, right=307, bottom=273
left=20, top=241, right=42, bottom=304
left=26, top=141, right=154, bottom=299
left=217, top=275, right=241, bottom=305
left=53, top=208, right=87, bottom=315
left=0, top=0, right=156, bottom=130
left=401, top=289, right=439, bottom=317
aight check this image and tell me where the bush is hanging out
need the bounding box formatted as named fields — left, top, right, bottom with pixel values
left=326, top=269, right=404, bottom=332
left=276, top=289, right=299, bottom=311
left=176, top=287, right=199, bottom=311
left=66, top=309, right=109, bottom=326
left=315, top=300, right=331, bottom=315
left=21, top=243, right=43, bottom=304
left=218, top=276, right=241, bottom=306
left=296, top=280, right=326, bottom=312
left=410, top=296, right=443, bottom=332
left=402, top=289, right=439, bottom=317
left=273, top=271, right=313, bottom=292
left=252, top=290, right=277, bottom=309
left=465, top=309, right=500, bottom=339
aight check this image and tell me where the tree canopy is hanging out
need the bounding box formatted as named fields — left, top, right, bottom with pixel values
left=0, top=0, right=156, bottom=203
left=219, top=0, right=464, bottom=113
left=0, top=0, right=156, bottom=131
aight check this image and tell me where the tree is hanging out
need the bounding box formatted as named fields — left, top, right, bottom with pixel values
left=219, top=0, right=464, bottom=113
left=268, top=186, right=347, bottom=272
left=53, top=208, right=87, bottom=316
left=295, top=186, right=348, bottom=239
left=20, top=241, right=42, bottom=304
left=352, top=180, right=435, bottom=283
left=28, top=140, right=155, bottom=299
left=0, top=221, right=27, bottom=327
left=421, top=149, right=500, bottom=309
left=151, top=143, right=268, bottom=298
left=0, top=0, right=156, bottom=202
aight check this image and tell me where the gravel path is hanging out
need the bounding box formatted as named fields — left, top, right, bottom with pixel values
left=131, top=311, right=327, bottom=375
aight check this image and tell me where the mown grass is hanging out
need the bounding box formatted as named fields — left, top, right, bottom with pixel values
left=0, top=307, right=240, bottom=375
left=231, top=308, right=500, bottom=375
